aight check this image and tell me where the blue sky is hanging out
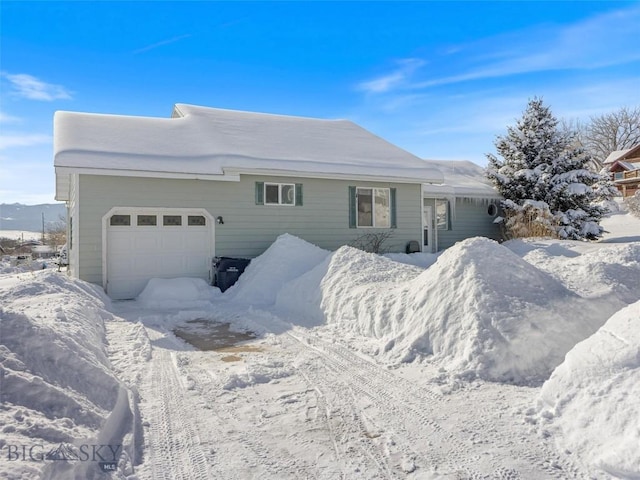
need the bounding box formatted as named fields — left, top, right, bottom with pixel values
left=1, top=1, right=639, bottom=205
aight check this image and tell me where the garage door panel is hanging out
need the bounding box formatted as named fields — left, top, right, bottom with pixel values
left=186, top=233, right=209, bottom=249
left=106, top=210, right=213, bottom=299
left=132, top=257, right=162, bottom=276
left=109, top=234, right=134, bottom=253
left=133, top=234, right=161, bottom=250
left=160, top=256, right=186, bottom=272
left=187, top=255, right=209, bottom=269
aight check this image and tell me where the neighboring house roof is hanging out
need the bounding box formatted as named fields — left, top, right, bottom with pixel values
left=612, top=161, right=640, bottom=171
left=604, top=149, right=633, bottom=164
left=422, top=160, right=500, bottom=199
left=54, top=104, right=443, bottom=200
left=604, top=144, right=640, bottom=165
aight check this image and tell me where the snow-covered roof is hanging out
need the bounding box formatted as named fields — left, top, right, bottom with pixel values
left=422, top=160, right=500, bottom=198
left=604, top=149, right=632, bottom=164
left=54, top=104, right=443, bottom=200
left=604, top=145, right=640, bottom=165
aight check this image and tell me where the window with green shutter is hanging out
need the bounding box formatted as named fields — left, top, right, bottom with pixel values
left=256, top=182, right=303, bottom=206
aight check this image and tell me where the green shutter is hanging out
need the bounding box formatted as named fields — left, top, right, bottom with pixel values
left=255, top=182, right=264, bottom=205
left=348, top=186, right=357, bottom=228
left=390, top=187, right=397, bottom=229
left=295, top=183, right=303, bottom=206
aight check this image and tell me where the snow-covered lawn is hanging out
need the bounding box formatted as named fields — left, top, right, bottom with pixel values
left=1, top=206, right=639, bottom=479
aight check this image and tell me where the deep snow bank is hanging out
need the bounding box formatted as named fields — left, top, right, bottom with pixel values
left=225, top=233, right=330, bottom=305
left=276, top=246, right=423, bottom=328
left=508, top=241, right=640, bottom=304
left=536, top=300, right=640, bottom=478
left=277, top=237, right=612, bottom=382
left=137, top=276, right=221, bottom=308
left=0, top=270, right=138, bottom=479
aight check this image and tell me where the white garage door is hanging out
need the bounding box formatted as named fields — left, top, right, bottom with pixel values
left=105, top=209, right=214, bottom=299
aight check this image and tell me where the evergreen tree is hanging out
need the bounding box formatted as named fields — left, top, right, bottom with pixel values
left=486, top=98, right=615, bottom=240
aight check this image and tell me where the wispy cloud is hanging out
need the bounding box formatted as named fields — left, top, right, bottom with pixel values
left=133, top=34, right=192, bottom=54
left=357, top=58, right=426, bottom=94
left=360, top=4, right=640, bottom=94
left=0, top=133, right=52, bottom=150
left=0, top=111, right=21, bottom=124
left=2, top=73, right=72, bottom=101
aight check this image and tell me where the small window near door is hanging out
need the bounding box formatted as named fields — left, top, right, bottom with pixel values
left=137, top=215, right=157, bottom=226
left=163, top=215, right=182, bottom=226
left=436, top=200, right=450, bottom=230
left=188, top=215, right=206, bottom=226
left=110, top=215, right=131, bottom=226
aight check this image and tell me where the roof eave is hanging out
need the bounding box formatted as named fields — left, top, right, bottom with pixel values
left=53, top=165, right=442, bottom=186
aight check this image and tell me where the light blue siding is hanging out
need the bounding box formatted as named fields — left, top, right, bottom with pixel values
left=76, top=174, right=423, bottom=285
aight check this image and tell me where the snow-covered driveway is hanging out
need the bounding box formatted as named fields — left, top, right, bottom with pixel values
left=106, top=300, right=582, bottom=480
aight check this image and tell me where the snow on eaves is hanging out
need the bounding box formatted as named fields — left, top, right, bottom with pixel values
left=54, top=104, right=443, bottom=184
left=423, top=159, right=500, bottom=198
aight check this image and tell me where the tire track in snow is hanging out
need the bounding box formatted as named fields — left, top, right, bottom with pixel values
left=143, top=348, right=210, bottom=480
left=298, top=365, right=396, bottom=479
left=288, top=332, right=582, bottom=479
left=293, top=335, right=468, bottom=478
left=180, top=357, right=330, bottom=479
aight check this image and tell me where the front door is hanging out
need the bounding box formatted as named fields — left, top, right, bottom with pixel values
left=423, top=205, right=435, bottom=253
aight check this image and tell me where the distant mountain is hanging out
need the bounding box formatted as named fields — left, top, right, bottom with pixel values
left=0, top=203, right=66, bottom=232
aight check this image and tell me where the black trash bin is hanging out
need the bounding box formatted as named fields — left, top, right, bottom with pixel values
left=212, top=257, right=251, bottom=292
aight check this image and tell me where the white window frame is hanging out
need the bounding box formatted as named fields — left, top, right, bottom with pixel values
left=264, top=183, right=296, bottom=206
left=356, top=187, right=391, bottom=228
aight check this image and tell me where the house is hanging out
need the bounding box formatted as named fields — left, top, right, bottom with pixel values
left=603, top=144, right=640, bottom=197
left=31, top=245, right=55, bottom=259
left=54, top=104, right=499, bottom=299
left=422, top=160, right=502, bottom=252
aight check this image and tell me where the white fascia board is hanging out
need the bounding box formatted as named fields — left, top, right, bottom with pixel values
left=53, top=166, right=241, bottom=182
left=54, top=165, right=438, bottom=186
left=225, top=167, right=440, bottom=184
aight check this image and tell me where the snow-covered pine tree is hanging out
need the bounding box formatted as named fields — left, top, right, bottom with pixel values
left=486, top=98, right=615, bottom=240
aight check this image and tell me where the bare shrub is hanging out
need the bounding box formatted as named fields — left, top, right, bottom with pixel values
left=348, top=231, right=394, bottom=254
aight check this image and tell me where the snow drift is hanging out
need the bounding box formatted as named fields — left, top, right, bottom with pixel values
left=137, top=277, right=221, bottom=308
left=287, top=238, right=611, bottom=381
left=0, top=270, right=139, bottom=479
left=228, top=234, right=614, bottom=382
left=276, top=244, right=423, bottom=328
left=509, top=241, right=640, bottom=304
left=536, top=300, right=640, bottom=478
left=224, top=233, right=330, bottom=305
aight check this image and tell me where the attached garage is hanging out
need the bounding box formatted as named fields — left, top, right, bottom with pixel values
left=103, top=208, right=214, bottom=300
